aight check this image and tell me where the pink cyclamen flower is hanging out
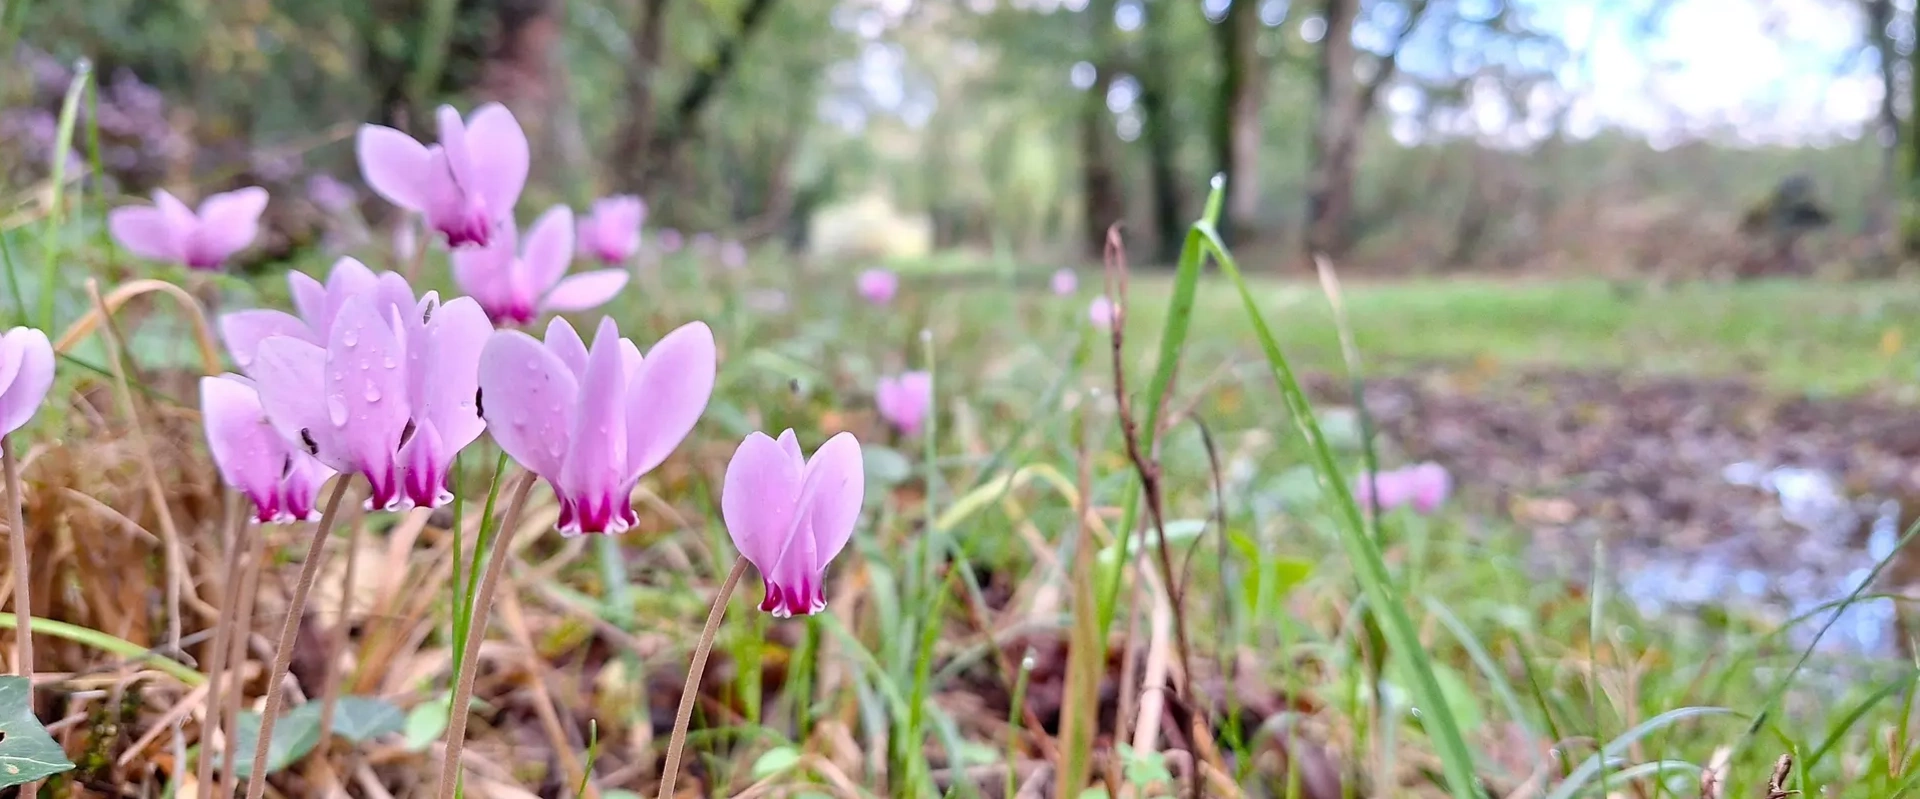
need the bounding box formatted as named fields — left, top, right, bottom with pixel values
left=577, top=195, right=645, bottom=265
left=307, top=174, right=356, bottom=214
left=657, top=228, right=684, bottom=253
left=1051, top=268, right=1078, bottom=296
left=1353, top=462, right=1451, bottom=514
left=875, top=371, right=932, bottom=437
left=722, top=430, right=865, bottom=617
left=454, top=205, right=629, bottom=326
left=219, top=256, right=388, bottom=369
left=478, top=316, right=716, bottom=535
left=1088, top=296, right=1116, bottom=331
left=857, top=269, right=898, bottom=305
left=0, top=327, right=55, bottom=436
left=108, top=187, right=268, bottom=270
left=247, top=276, right=492, bottom=511
left=201, top=374, right=336, bottom=523
left=356, top=103, right=529, bottom=248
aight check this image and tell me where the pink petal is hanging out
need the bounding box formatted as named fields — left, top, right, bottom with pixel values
left=414, top=296, right=490, bottom=456
left=722, top=431, right=804, bottom=574
left=522, top=205, right=575, bottom=294
left=540, top=270, right=628, bottom=314
left=323, top=257, right=380, bottom=333
left=542, top=316, right=589, bottom=379
left=777, top=429, right=804, bottom=465
left=107, top=205, right=185, bottom=263
left=477, top=329, right=578, bottom=480
left=624, top=321, right=716, bottom=478
left=450, top=221, right=520, bottom=318
left=462, top=102, right=530, bottom=218
left=288, top=270, right=329, bottom=331
left=154, top=190, right=197, bottom=232
left=435, top=106, right=473, bottom=191
left=557, top=319, right=631, bottom=521
left=356, top=124, right=432, bottom=211
left=219, top=309, right=315, bottom=369
left=398, top=418, right=451, bottom=508
left=325, top=298, right=412, bottom=509
left=187, top=186, right=268, bottom=267
left=0, top=328, right=54, bottom=437
left=802, top=431, right=865, bottom=570
left=251, top=336, right=351, bottom=473
left=200, top=375, right=286, bottom=519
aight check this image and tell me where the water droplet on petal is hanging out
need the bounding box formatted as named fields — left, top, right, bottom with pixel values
left=364, top=380, right=382, bottom=402
left=327, top=395, right=349, bottom=426
left=525, top=359, right=540, bottom=371
left=343, top=328, right=360, bottom=347
left=358, top=361, right=370, bottom=371
left=383, top=356, right=397, bottom=369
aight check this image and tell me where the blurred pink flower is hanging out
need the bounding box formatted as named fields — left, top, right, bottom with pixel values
left=720, top=239, right=748, bottom=270
left=306, top=174, right=356, bottom=214
left=1353, top=462, right=1451, bottom=514
left=453, top=205, right=629, bottom=326
left=1051, top=268, right=1078, bottom=295
left=479, top=316, right=715, bottom=535
left=201, top=374, right=336, bottom=523
left=356, top=103, right=528, bottom=248
left=658, top=228, right=684, bottom=253
left=218, top=257, right=382, bottom=368
left=723, top=429, right=864, bottom=617
left=0, top=327, right=55, bottom=437
left=577, top=195, right=645, bottom=265
left=858, top=269, right=898, bottom=305
left=245, top=273, right=491, bottom=511
left=1088, top=296, right=1116, bottom=331
left=108, top=187, right=268, bottom=270
left=875, top=371, right=932, bottom=437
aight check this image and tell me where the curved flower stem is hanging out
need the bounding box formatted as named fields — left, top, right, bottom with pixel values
left=5, top=437, right=30, bottom=698
left=657, top=556, right=747, bottom=799
left=242, top=477, right=354, bottom=799
left=195, top=493, right=247, bottom=798
left=433, top=473, right=537, bottom=799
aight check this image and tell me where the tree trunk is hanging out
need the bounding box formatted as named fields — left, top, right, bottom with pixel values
left=1906, top=2, right=1920, bottom=257
left=1137, top=0, right=1185, bottom=265
left=1306, top=0, right=1360, bottom=260
left=1866, top=0, right=1898, bottom=244
left=639, top=0, right=781, bottom=192
left=1212, top=0, right=1264, bottom=246
left=1079, top=0, right=1124, bottom=260
left=612, top=0, right=670, bottom=194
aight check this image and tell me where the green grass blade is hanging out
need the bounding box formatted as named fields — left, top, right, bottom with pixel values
left=1803, top=671, right=1911, bottom=774
left=1543, top=707, right=1737, bottom=799
left=1198, top=216, right=1484, bottom=799
left=41, top=59, right=91, bottom=332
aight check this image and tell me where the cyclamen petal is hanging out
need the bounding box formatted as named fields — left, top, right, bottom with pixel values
left=1353, top=462, right=1452, bottom=516
left=857, top=269, right=897, bottom=305
left=1088, top=296, right=1116, bottom=331
left=0, top=328, right=55, bottom=437
left=455, top=205, right=625, bottom=325
left=200, top=375, right=337, bottom=523
left=1051, top=268, right=1078, bottom=296
left=874, top=372, right=931, bottom=437
left=108, top=187, right=268, bottom=270
left=479, top=316, right=716, bottom=535
left=722, top=430, right=865, bottom=618
left=578, top=196, right=645, bottom=264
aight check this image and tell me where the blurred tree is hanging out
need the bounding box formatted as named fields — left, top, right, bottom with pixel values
left=1211, top=0, right=1265, bottom=246
left=1306, top=0, right=1428, bottom=260
left=1081, top=0, right=1126, bottom=259
left=1136, top=0, right=1188, bottom=264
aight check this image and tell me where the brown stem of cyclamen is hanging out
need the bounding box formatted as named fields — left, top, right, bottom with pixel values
left=4, top=438, right=30, bottom=701
left=242, top=477, right=353, bottom=799
left=220, top=521, right=268, bottom=799
left=196, top=492, right=247, bottom=799
left=657, top=556, right=748, bottom=799
left=432, top=473, right=538, bottom=799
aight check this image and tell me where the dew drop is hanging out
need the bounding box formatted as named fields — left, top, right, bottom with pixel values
left=332, top=371, right=345, bottom=382
left=364, top=380, right=382, bottom=403
left=358, top=361, right=370, bottom=371
left=525, top=359, right=540, bottom=371
left=342, top=328, right=360, bottom=347
left=327, top=395, right=349, bottom=426
left=1210, top=172, right=1226, bottom=189
left=383, top=356, right=397, bottom=369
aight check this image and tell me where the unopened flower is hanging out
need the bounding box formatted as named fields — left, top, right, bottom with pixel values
left=108, top=187, right=268, bottom=270
left=477, top=317, right=716, bottom=535
left=857, top=269, right=897, bottom=305
left=356, top=103, right=528, bottom=248
left=201, top=375, right=336, bottom=523
left=1051, top=268, right=1078, bottom=295
left=578, top=196, right=645, bottom=265
left=453, top=205, right=629, bottom=325
left=1354, top=463, right=1451, bottom=514
left=722, top=430, right=864, bottom=617
left=0, top=328, right=55, bottom=436
left=875, top=372, right=931, bottom=437
left=247, top=278, right=491, bottom=510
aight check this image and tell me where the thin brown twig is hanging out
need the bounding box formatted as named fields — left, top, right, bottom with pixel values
left=221, top=519, right=268, bottom=798
left=1766, top=753, right=1797, bottom=799
left=658, top=556, right=749, bottom=799
left=196, top=492, right=247, bottom=796
left=316, top=506, right=366, bottom=746
left=432, top=472, right=539, bottom=799
left=243, top=477, right=355, bottom=799
left=498, top=583, right=596, bottom=799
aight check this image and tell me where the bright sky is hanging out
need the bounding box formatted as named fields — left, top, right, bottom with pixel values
left=1401, top=0, right=1888, bottom=147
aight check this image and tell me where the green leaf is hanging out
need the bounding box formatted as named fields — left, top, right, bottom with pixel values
left=330, top=697, right=405, bottom=743
left=751, top=745, right=803, bottom=779
left=1225, top=531, right=1314, bottom=611
left=862, top=446, right=914, bottom=488
left=0, top=676, right=74, bottom=787
left=402, top=699, right=450, bottom=752
left=230, top=703, right=323, bottom=777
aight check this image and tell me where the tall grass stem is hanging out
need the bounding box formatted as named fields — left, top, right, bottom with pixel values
left=657, top=556, right=748, bottom=799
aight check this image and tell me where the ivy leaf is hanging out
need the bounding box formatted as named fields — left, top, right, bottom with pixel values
left=0, top=676, right=74, bottom=787
left=330, top=697, right=404, bottom=743
left=230, top=703, right=323, bottom=777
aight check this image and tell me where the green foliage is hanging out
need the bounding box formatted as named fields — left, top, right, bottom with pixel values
left=0, top=676, right=74, bottom=787
left=230, top=697, right=405, bottom=777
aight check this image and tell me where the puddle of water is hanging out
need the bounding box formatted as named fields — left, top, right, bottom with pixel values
left=1618, top=462, right=1900, bottom=656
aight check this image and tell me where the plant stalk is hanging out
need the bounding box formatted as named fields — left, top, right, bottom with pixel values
left=5, top=437, right=29, bottom=698
left=657, top=556, right=748, bottom=799
left=432, top=472, right=537, bottom=799
left=243, top=476, right=353, bottom=799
